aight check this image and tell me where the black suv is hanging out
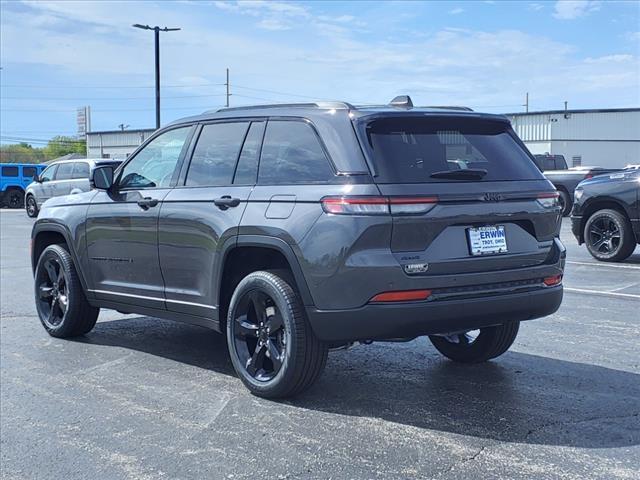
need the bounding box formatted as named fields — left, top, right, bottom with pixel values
left=571, top=168, right=640, bottom=262
left=31, top=97, right=565, bottom=398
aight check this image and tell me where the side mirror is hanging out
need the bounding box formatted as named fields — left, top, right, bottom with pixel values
left=91, top=165, right=114, bottom=190
left=35, top=175, right=43, bottom=183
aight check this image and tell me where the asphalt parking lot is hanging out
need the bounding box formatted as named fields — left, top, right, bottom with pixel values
left=1, top=209, right=639, bottom=480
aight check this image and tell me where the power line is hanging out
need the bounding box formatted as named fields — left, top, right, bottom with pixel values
left=0, top=93, right=227, bottom=100
left=0, top=105, right=223, bottom=113
left=0, top=83, right=225, bottom=89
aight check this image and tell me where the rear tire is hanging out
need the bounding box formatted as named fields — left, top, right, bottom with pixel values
left=34, top=244, right=99, bottom=338
left=25, top=195, right=39, bottom=218
left=226, top=270, right=327, bottom=398
left=6, top=189, right=24, bottom=209
left=584, top=209, right=635, bottom=262
left=429, top=322, right=520, bottom=363
left=558, top=190, right=572, bottom=216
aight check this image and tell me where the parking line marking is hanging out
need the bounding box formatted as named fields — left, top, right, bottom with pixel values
left=565, top=287, right=640, bottom=300
left=567, top=261, right=640, bottom=270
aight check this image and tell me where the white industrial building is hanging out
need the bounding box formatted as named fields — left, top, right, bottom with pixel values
left=506, top=108, right=640, bottom=169
left=86, top=128, right=155, bottom=159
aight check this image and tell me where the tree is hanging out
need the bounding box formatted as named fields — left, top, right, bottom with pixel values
left=43, top=136, right=86, bottom=159
left=0, top=143, right=45, bottom=163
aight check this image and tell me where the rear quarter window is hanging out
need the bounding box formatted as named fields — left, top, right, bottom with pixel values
left=360, top=116, right=543, bottom=183
left=23, top=167, right=38, bottom=178
left=258, top=120, right=335, bottom=185
left=2, top=166, right=19, bottom=177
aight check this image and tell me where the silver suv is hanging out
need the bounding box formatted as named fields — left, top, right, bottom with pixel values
left=25, top=159, right=121, bottom=217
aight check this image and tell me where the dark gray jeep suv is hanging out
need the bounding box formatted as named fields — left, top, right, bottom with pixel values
left=31, top=97, right=565, bottom=398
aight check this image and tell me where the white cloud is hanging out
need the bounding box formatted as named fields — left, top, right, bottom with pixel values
left=448, top=8, right=464, bottom=15
left=528, top=3, right=545, bottom=11
left=553, top=1, right=600, bottom=20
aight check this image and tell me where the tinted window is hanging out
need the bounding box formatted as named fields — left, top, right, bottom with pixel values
left=186, top=122, right=248, bottom=186
left=40, top=165, right=56, bottom=182
left=2, top=166, right=19, bottom=177
left=56, top=163, right=75, bottom=180
left=234, top=122, right=265, bottom=185
left=258, top=121, right=334, bottom=185
left=362, top=117, right=542, bottom=183
left=119, top=127, right=191, bottom=189
left=23, top=167, right=38, bottom=178
left=72, top=162, right=90, bottom=179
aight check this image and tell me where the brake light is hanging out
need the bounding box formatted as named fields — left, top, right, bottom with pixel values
left=537, top=191, right=560, bottom=209
left=370, top=289, right=432, bottom=302
left=585, top=173, right=593, bottom=179
left=543, top=274, right=563, bottom=286
left=321, top=196, right=438, bottom=215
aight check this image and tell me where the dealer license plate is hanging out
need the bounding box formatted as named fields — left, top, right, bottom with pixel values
left=467, top=225, right=508, bottom=256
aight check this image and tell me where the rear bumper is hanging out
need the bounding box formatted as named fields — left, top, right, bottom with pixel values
left=306, top=285, right=563, bottom=342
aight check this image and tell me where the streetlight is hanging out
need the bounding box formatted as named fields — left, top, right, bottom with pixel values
left=132, top=24, right=181, bottom=129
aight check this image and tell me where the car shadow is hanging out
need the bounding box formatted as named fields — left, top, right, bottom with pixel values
left=78, top=316, right=639, bottom=450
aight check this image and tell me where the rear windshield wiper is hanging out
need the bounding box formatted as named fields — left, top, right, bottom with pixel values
left=430, top=168, right=488, bottom=180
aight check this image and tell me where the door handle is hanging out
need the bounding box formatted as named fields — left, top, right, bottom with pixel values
left=137, top=197, right=159, bottom=210
left=214, top=195, right=241, bottom=210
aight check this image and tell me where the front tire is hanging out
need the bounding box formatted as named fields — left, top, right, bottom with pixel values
left=25, top=195, right=39, bottom=218
left=429, top=322, right=520, bottom=363
left=34, top=244, right=99, bottom=338
left=584, top=209, right=635, bottom=262
left=226, top=271, right=327, bottom=398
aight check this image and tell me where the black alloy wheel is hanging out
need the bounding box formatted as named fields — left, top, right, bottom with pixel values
left=226, top=270, right=328, bottom=398
left=34, top=244, right=99, bottom=337
left=7, top=190, right=24, bottom=208
left=231, top=290, right=287, bottom=382
left=584, top=209, right=636, bottom=262
left=36, top=255, right=69, bottom=329
left=429, top=322, right=520, bottom=363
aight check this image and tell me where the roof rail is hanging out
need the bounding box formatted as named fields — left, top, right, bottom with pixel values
left=208, top=101, right=355, bottom=114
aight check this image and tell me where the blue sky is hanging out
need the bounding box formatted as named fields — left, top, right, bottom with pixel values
left=1, top=0, right=638, bottom=143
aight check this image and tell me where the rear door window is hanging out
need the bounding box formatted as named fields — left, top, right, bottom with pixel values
left=55, top=163, right=75, bottom=180
left=186, top=122, right=249, bottom=186
left=23, top=166, right=38, bottom=178
left=360, top=117, right=542, bottom=183
left=258, top=120, right=335, bottom=185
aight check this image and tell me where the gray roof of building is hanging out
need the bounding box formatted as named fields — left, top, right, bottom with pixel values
left=505, top=107, right=640, bottom=116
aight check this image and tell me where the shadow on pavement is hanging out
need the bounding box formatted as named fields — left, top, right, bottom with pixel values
left=79, top=316, right=639, bottom=450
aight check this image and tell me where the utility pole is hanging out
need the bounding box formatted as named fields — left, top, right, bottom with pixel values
left=225, top=68, right=230, bottom=108
left=523, top=92, right=529, bottom=113
left=132, top=24, right=181, bottom=129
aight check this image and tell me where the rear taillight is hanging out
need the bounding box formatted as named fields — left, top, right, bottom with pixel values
left=584, top=173, right=593, bottom=179
left=543, top=274, right=563, bottom=286
left=321, top=196, right=437, bottom=215
left=370, top=289, right=432, bottom=302
left=536, top=191, right=560, bottom=209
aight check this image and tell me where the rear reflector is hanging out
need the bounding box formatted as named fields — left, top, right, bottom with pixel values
left=543, top=274, right=563, bottom=286
left=321, top=196, right=437, bottom=215
left=370, top=289, right=432, bottom=302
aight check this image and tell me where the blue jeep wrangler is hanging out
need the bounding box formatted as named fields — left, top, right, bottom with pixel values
left=1, top=163, right=46, bottom=208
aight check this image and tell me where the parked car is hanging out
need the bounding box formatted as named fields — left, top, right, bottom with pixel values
left=31, top=98, right=565, bottom=398
left=543, top=166, right=622, bottom=216
left=0, top=163, right=45, bottom=208
left=571, top=169, right=640, bottom=262
left=25, top=158, right=122, bottom=217
left=533, top=154, right=568, bottom=172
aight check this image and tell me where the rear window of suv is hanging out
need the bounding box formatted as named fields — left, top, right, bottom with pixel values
left=360, top=116, right=542, bottom=183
